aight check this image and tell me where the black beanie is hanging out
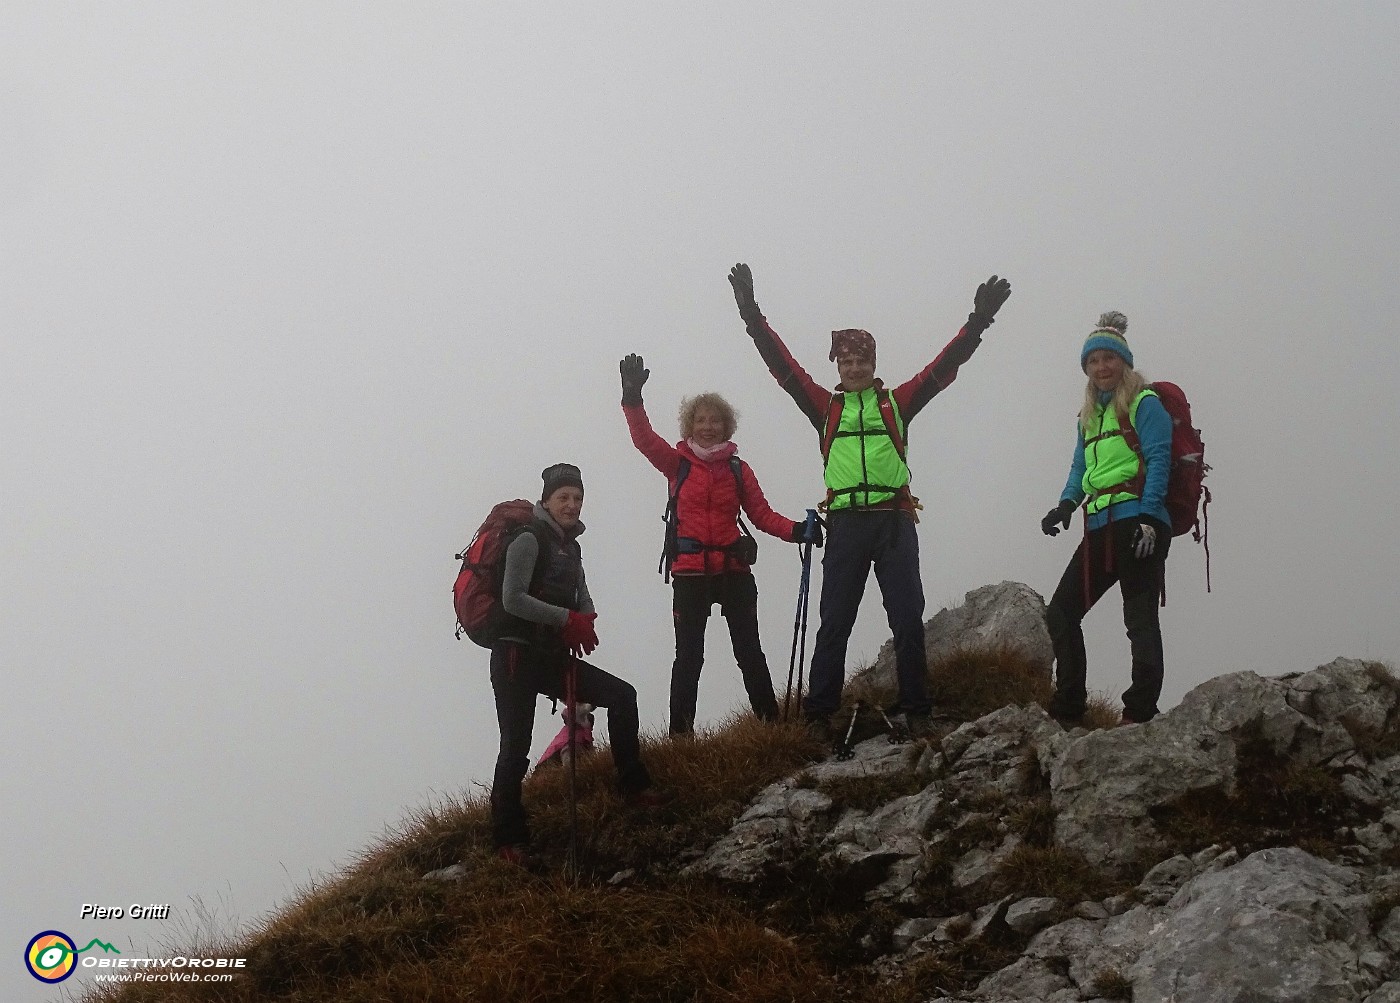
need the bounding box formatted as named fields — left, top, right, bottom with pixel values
left=540, top=462, right=584, bottom=501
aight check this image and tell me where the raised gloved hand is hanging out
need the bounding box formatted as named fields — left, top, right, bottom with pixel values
left=728, top=262, right=762, bottom=324
left=974, top=275, right=1011, bottom=321
left=619, top=353, right=649, bottom=405
left=1041, top=499, right=1076, bottom=536
left=966, top=275, right=1011, bottom=335
left=790, top=519, right=824, bottom=547
left=1131, top=519, right=1158, bottom=559
left=562, top=610, right=599, bottom=657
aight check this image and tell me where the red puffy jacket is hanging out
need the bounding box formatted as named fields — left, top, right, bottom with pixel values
left=624, top=403, right=799, bottom=576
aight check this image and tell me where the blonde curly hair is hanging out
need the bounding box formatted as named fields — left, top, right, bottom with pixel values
left=678, top=393, right=739, bottom=441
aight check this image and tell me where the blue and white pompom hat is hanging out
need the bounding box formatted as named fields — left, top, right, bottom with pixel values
left=1080, top=311, right=1133, bottom=371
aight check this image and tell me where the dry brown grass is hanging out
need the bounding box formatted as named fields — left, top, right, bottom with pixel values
left=80, top=649, right=1365, bottom=1003
left=985, top=845, right=1129, bottom=903
left=838, top=644, right=1054, bottom=747
left=78, top=715, right=838, bottom=1003
left=1091, top=968, right=1135, bottom=999
left=1082, top=691, right=1123, bottom=730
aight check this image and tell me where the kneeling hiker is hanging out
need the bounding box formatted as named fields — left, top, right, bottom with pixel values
left=728, top=263, right=1011, bottom=741
left=490, top=463, right=663, bottom=864
left=1041, top=313, right=1171, bottom=727
left=620, top=353, right=821, bottom=735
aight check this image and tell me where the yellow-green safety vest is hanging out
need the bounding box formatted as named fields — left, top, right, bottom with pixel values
left=821, top=388, right=910, bottom=511
left=1082, top=388, right=1157, bottom=516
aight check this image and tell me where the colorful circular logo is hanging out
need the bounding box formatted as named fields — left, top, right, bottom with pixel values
left=25, top=930, right=77, bottom=983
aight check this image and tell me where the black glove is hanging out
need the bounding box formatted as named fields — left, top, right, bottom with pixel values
left=1041, top=499, right=1076, bottom=536
left=619, top=353, right=649, bottom=405
left=966, top=274, right=1011, bottom=335
left=1131, top=518, right=1159, bottom=559
left=790, top=520, right=824, bottom=547
left=728, top=262, right=762, bottom=325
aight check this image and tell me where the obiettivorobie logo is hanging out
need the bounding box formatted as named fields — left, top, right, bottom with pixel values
left=24, top=930, right=120, bottom=983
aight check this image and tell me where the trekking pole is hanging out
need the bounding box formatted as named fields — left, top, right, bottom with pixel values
left=835, top=701, right=861, bottom=761
left=783, top=509, right=819, bottom=721
left=565, top=658, right=579, bottom=878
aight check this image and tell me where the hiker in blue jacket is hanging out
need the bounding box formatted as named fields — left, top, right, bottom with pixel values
left=489, top=462, right=664, bottom=865
left=1041, top=312, right=1172, bottom=727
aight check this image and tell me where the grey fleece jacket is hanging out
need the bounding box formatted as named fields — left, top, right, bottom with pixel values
left=499, top=502, right=595, bottom=629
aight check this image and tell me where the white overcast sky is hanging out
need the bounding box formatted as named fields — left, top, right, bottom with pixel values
left=4, top=4, right=1398, bottom=999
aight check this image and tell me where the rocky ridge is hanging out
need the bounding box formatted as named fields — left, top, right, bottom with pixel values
left=683, top=582, right=1400, bottom=1003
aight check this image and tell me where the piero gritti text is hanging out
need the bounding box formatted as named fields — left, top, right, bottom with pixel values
left=81, top=903, right=171, bottom=920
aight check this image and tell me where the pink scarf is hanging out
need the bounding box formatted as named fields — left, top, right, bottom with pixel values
left=686, top=439, right=736, bottom=463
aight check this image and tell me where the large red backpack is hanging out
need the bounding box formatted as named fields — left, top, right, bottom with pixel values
left=1117, top=382, right=1212, bottom=592
left=452, top=500, right=548, bottom=647
left=1148, top=382, right=1211, bottom=543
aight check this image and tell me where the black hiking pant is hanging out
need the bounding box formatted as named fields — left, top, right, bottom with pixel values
left=489, top=640, right=651, bottom=849
left=1046, top=515, right=1171, bottom=724
left=670, top=572, right=779, bottom=734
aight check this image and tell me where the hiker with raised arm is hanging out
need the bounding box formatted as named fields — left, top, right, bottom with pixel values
left=1040, top=312, right=1172, bottom=728
left=488, top=462, right=664, bottom=866
left=727, top=263, right=1011, bottom=743
left=620, top=354, right=822, bottom=735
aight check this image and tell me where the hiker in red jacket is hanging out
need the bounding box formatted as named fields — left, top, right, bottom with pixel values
left=621, top=354, right=821, bottom=735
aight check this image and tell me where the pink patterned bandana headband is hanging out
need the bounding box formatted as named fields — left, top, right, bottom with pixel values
left=829, top=328, right=876, bottom=364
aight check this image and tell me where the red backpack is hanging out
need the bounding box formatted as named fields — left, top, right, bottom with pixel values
left=452, top=500, right=548, bottom=647
left=1148, top=382, right=1211, bottom=542
left=1118, top=382, right=1212, bottom=593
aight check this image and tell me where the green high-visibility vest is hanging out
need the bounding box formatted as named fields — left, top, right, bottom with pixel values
left=822, top=388, right=910, bottom=510
left=1082, top=388, right=1156, bottom=515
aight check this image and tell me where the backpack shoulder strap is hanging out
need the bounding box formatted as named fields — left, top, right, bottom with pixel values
left=728, top=455, right=745, bottom=502
left=876, top=389, right=907, bottom=462
left=820, top=393, right=843, bottom=462
left=673, top=457, right=692, bottom=498
left=1120, top=387, right=1158, bottom=452
left=658, top=459, right=693, bottom=582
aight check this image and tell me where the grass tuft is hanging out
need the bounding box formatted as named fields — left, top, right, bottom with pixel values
left=817, top=770, right=927, bottom=812
left=985, top=845, right=1130, bottom=903
left=1092, top=968, right=1135, bottom=999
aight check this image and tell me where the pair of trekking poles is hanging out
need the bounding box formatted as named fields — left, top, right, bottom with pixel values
left=783, top=509, right=821, bottom=720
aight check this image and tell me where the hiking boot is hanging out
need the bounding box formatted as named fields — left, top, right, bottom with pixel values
left=496, top=844, right=532, bottom=867
left=623, top=788, right=672, bottom=809
left=904, top=712, right=935, bottom=741
left=803, top=713, right=833, bottom=745
left=1118, top=712, right=1138, bottom=727
left=1053, top=713, right=1084, bottom=731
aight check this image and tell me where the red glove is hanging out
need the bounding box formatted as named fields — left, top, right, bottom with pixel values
left=562, top=611, right=599, bottom=657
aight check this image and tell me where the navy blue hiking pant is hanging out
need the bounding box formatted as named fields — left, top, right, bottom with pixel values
left=1045, top=515, right=1171, bottom=724
left=489, top=641, right=651, bottom=848
left=803, top=508, right=930, bottom=718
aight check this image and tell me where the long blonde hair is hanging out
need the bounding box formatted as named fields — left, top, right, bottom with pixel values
left=678, top=392, right=739, bottom=440
left=1079, top=367, right=1148, bottom=432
